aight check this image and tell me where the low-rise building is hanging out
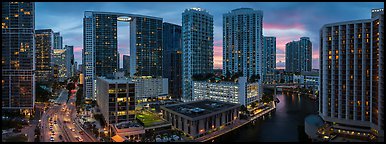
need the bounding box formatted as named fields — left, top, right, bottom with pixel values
left=133, top=76, right=169, bottom=105
left=192, top=77, right=261, bottom=106
left=161, top=99, right=240, bottom=139
left=96, top=76, right=136, bottom=125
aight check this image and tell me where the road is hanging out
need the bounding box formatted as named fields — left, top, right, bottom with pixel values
left=40, top=87, right=97, bottom=142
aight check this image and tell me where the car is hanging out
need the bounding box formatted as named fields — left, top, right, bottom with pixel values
left=49, top=126, right=53, bottom=130
left=76, top=136, right=83, bottom=142
left=50, top=137, right=54, bottom=141
left=54, top=121, right=57, bottom=124
left=71, top=128, right=75, bottom=132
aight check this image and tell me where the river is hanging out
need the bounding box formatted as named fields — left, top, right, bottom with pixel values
left=212, top=91, right=319, bottom=142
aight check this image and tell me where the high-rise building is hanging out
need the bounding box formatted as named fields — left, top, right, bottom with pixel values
left=83, top=11, right=163, bottom=100
left=35, top=29, right=54, bottom=83
left=123, top=55, right=130, bottom=75
left=285, top=37, right=312, bottom=73
left=2, top=2, right=35, bottom=111
left=53, top=32, right=63, bottom=49
left=65, top=45, right=74, bottom=78
left=74, top=61, right=78, bottom=73
left=52, top=49, right=67, bottom=82
left=262, top=36, right=276, bottom=83
left=319, top=8, right=383, bottom=141
left=163, top=22, right=182, bottom=100
left=223, top=8, right=263, bottom=79
left=182, top=8, right=214, bottom=102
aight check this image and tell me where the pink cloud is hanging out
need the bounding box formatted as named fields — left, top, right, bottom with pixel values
left=73, top=46, right=82, bottom=52
left=263, top=22, right=305, bottom=30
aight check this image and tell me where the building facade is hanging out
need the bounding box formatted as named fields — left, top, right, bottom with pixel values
left=223, top=8, right=263, bottom=79
left=161, top=99, right=240, bottom=138
left=133, top=76, right=168, bottom=105
left=65, top=45, right=74, bottom=78
left=52, top=49, right=67, bottom=82
left=2, top=2, right=35, bottom=110
left=192, top=77, right=261, bottom=106
left=123, top=55, right=130, bottom=76
left=163, top=22, right=182, bottom=100
left=285, top=37, right=312, bottom=73
left=182, top=8, right=214, bottom=102
left=96, top=76, right=136, bottom=125
left=319, top=9, right=384, bottom=140
left=35, top=29, right=54, bottom=83
left=53, top=32, right=63, bottom=49
left=262, top=36, right=276, bottom=83
left=83, top=11, right=163, bottom=100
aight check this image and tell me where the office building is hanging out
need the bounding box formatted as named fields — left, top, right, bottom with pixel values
left=163, top=22, right=182, bottom=100
left=35, top=29, right=54, bottom=83
left=83, top=11, right=163, bottom=100
left=65, top=45, right=74, bottom=78
left=123, top=55, right=130, bottom=75
left=285, top=37, right=312, bottom=73
left=161, top=99, right=240, bottom=139
left=133, top=76, right=168, bottom=105
left=2, top=2, right=35, bottom=111
left=223, top=8, right=263, bottom=79
left=53, top=32, right=63, bottom=49
left=262, top=36, right=276, bottom=83
left=192, top=77, right=261, bottom=106
left=182, top=8, right=214, bottom=102
left=96, top=76, right=136, bottom=124
left=52, top=49, right=67, bottom=82
left=319, top=8, right=383, bottom=141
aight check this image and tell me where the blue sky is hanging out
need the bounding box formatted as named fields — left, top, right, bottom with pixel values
left=35, top=2, right=384, bottom=69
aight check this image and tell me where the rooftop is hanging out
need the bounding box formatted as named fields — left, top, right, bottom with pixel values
left=162, top=99, right=240, bottom=119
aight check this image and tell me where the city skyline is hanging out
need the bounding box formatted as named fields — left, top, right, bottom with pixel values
left=35, top=2, right=383, bottom=69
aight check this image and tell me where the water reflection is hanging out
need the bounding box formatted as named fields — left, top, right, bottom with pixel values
left=212, top=92, right=318, bottom=142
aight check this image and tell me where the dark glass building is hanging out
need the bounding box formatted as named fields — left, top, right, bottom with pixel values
left=35, top=29, right=54, bottom=83
left=2, top=2, right=35, bottom=110
left=285, top=37, right=312, bottom=73
left=163, top=22, right=182, bottom=100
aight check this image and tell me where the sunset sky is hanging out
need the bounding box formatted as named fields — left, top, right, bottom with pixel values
left=35, top=2, right=384, bottom=69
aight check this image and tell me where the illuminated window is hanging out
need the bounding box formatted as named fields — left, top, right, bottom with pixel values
left=14, top=14, right=19, bottom=17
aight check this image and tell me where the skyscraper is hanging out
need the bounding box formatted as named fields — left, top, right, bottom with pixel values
left=2, top=2, right=35, bottom=111
left=182, top=8, right=214, bottom=101
left=262, top=36, right=276, bottom=83
left=83, top=11, right=163, bottom=100
left=53, top=32, right=63, bottom=49
left=35, top=29, right=54, bottom=83
left=123, top=55, right=130, bottom=75
left=319, top=8, right=383, bottom=140
left=163, top=22, right=182, bottom=100
left=65, top=45, right=74, bottom=78
left=223, top=8, right=263, bottom=79
left=285, top=37, right=312, bottom=73
left=52, top=49, right=67, bottom=82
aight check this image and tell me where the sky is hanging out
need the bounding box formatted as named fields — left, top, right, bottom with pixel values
left=35, top=2, right=384, bottom=69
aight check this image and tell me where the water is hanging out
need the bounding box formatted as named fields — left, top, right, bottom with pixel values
left=213, top=92, right=318, bottom=142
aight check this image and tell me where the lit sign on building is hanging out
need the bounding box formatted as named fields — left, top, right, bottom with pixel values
left=117, top=16, right=132, bottom=22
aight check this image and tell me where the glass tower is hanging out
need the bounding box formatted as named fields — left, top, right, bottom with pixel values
left=182, top=8, right=214, bottom=102
left=2, top=2, right=35, bottom=110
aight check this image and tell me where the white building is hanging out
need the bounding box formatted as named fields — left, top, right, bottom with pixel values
left=182, top=8, right=214, bottom=102
left=192, top=77, right=261, bottom=106
left=133, top=76, right=168, bottom=105
left=223, top=8, right=263, bottom=79
left=319, top=8, right=383, bottom=141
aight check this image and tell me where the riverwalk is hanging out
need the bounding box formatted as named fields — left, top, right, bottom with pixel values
left=196, top=101, right=277, bottom=142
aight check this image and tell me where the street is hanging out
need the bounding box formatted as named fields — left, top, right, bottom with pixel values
left=39, top=86, right=98, bottom=142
